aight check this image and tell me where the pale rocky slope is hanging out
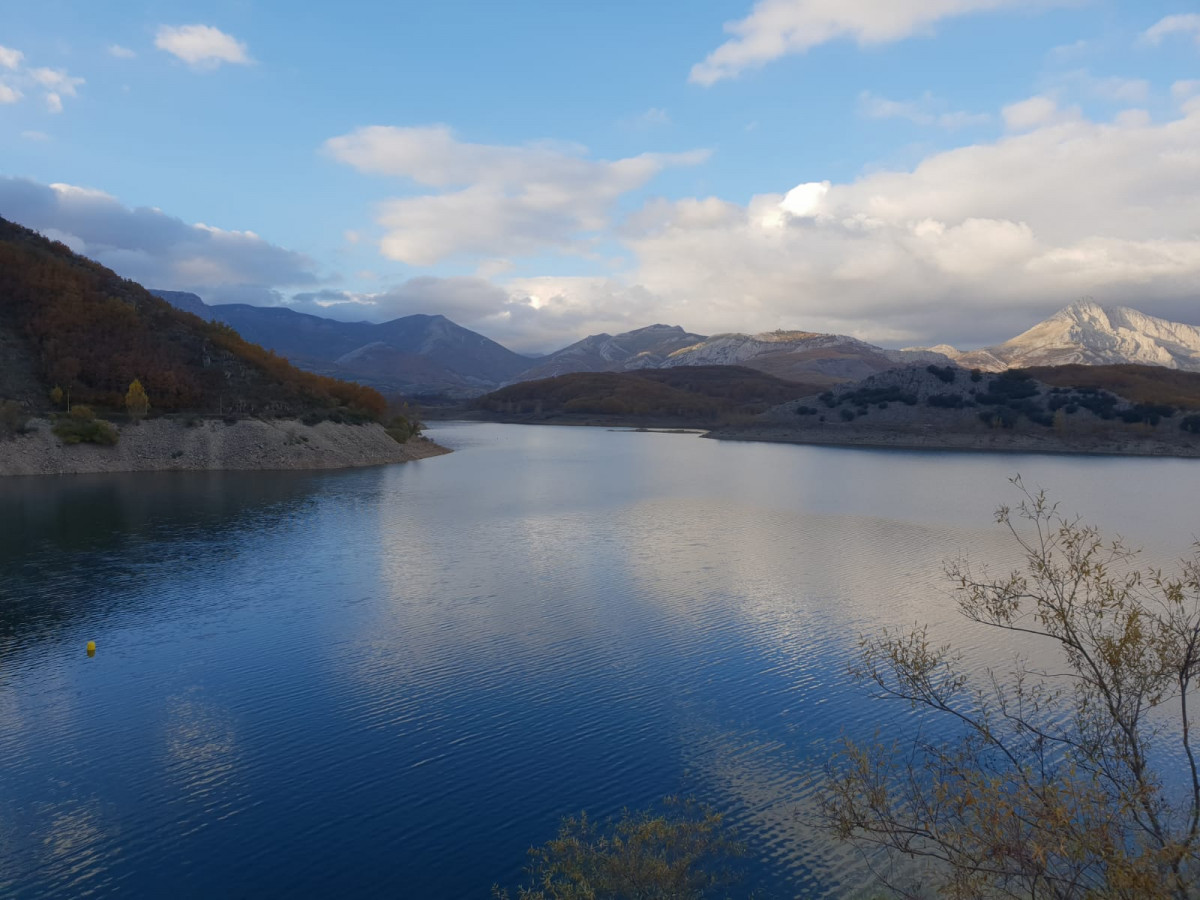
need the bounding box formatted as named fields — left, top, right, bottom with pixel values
left=915, top=301, right=1200, bottom=372
left=0, top=418, right=449, bottom=476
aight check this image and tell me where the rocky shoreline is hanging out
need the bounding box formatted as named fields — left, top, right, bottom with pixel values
left=706, top=423, right=1200, bottom=458
left=0, top=417, right=451, bottom=476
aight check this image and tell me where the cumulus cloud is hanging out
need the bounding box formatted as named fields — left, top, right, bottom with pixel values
left=324, top=125, right=709, bottom=264
left=858, top=91, right=990, bottom=129
left=0, top=47, right=84, bottom=111
left=0, top=45, right=23, bottom=69
left=690, top=0, right=1065, bottom=85
left=155, top=25, right=252, bottom=69
left=108, top=44, right=136, bottom=59
left=1002, top=95, right=1064, bottom=130
left=30, top=69, right=84, bottom=114
left=1141, top=14, right=1200, bottom=47
left=0, top=177, right=319, bottom=302
left=601, top=98, right=1200, bottom=347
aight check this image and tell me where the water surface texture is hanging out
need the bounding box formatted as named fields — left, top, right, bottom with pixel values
left=1, top=423, right=1196, bottom=897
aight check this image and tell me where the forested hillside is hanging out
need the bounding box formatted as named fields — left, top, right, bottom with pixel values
left=0, top=217, right=385, bottom=419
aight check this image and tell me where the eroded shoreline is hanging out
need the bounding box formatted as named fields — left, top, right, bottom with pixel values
left=0, top=417, right=451, bottom=476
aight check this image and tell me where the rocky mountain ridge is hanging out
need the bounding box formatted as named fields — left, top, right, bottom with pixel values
left=513, top=324, right=707, bottom=382
left=913, top=301, right=1200, bottom=372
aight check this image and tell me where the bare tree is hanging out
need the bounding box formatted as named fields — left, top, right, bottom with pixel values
left=821, top=478, right=1200, bottom=899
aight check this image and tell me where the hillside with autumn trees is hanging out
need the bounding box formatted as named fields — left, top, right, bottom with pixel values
left=474, top=366, right=825, bottom=425
left=0, top=217, right=386, bottom=420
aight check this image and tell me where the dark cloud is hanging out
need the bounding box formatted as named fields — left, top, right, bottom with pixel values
left=0, top=176, right=320, bottom=295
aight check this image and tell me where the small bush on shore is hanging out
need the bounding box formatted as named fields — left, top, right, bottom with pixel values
left=384, top=414, right=422, bottom=443
left=52, top=405, right=119, bottom=445
left=0, top=400, right=31, bottom=438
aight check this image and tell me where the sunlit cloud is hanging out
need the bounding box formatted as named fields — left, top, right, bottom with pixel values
left=690, top=0, right=1072, bottom=85
left=325, top=124, right=709, bottom=265
left=155, top=24, right=252, bottom=69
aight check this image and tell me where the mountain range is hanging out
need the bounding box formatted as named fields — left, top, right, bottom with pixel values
left=152, top=291, right=532, bottom=397
left=153, top=291, right=1200, bottom=399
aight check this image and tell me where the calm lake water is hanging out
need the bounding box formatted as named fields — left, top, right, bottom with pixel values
left=1, top=422, right=1197, bottom=897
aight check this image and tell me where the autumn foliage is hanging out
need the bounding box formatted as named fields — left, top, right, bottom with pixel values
left=0, top=217, right=385, bottom=420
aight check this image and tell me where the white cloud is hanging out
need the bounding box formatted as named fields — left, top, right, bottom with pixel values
left=108, top=44, right=136, bottom=59
left=1049, top=69, right=1150, bottom=103
left=325, top=125, right=709, bottom=265
left=599, top=99, right=1200, bottom=347
left=0, top=51, right=84, bottom=112
left=1173, top=80, right=1200, bottom=102
left=30, top=67, right=85, bottom=97
left=0, top=177, right=319, bottom=302
left=690, top=0, right=1067, bottom=85
left=1002, top=95, right=1062, bottom=130
left=155, top=25, right=252, bottom=69
left=858, top=90, right=990, bottom=129
left=21, top=130, right=50, bottom=141
left=1141, top=14, right=1200, bottom=47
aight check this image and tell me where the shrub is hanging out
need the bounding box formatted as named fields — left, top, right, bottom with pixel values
left=52, top=406, right=119, bottom=445
left=822, top=482, right=1200, bottom=899
left=794, top=405, right=818, bottom=416
left=840, top=408, right=856, bottom=421
left=384, top=414, right=421, bottom=443
left=0, top=400, right=30, bottom=437
left=926, top=364, right=957, bottom=384
left=1118, top=402, right=1176, bottom=426
left=927, top=393, right=966, bottom=409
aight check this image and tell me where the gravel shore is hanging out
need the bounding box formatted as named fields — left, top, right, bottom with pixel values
left=0, top=417, right=451, bottom=476
left=707, top=423, right=1200, bottom=458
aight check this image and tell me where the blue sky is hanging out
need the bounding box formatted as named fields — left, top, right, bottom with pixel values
left=2, top=0, right=1199, bottom=352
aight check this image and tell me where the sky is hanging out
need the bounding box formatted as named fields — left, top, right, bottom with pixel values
left=1, top=0, right=1199, bottom=354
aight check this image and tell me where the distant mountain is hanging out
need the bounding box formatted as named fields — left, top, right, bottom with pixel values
left=515, top=326, right=951, bottom=387
left=659, top=330, right=950, bottom=384
left=152, top=291, right=535, bottom=396
left=915, top=301, right=1200, bottom=372
left=513, top=324, right=707, bottom=382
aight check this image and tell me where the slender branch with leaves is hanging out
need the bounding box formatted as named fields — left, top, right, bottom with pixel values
left=821, top=477, right=1200, bottom=899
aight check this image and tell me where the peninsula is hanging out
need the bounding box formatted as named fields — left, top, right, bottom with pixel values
left=0, top=217, right=447, bottom=475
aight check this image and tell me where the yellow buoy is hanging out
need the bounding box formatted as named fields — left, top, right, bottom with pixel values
left=86, top=641, right=96, bottom=657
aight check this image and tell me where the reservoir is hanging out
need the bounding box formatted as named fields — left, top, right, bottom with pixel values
left=0, top=422, right=1195, bottom=897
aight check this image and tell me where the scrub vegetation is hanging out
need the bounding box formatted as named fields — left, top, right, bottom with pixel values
left=822, top=480, right=1200, bottom=899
